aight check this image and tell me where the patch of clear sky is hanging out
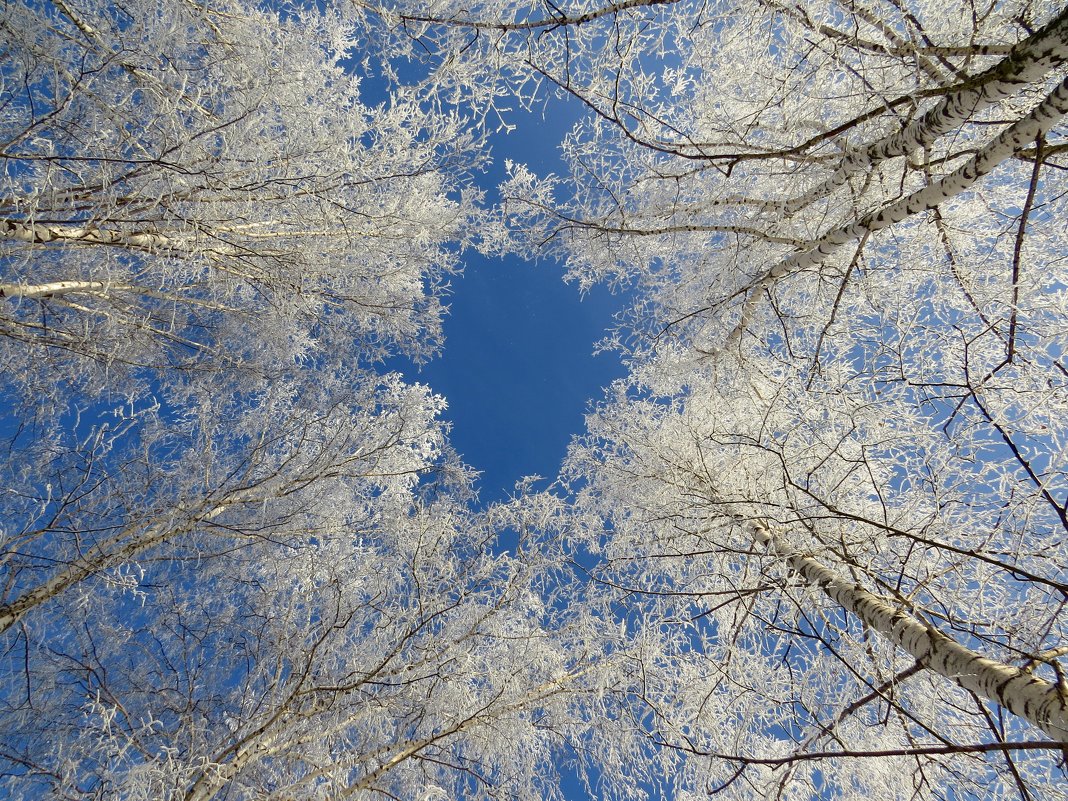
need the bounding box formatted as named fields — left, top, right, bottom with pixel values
left=377, top=91, right=630, bottom=505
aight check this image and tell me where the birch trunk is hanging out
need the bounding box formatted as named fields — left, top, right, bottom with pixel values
left=1, top=219, right=181, bottom=252
left=0, top=499, right=235, bottom=634
left=780, top=6, right=1068, bottom=214
left=731, top=71, right=1068, bottom=338
left=0, top=280, right=136, bottom=299
left=182, top=662, right=593, bottom=801
left=745, top=520, right=1068, bottom=743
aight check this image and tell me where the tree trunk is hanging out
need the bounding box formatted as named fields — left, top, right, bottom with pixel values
left=0, top=500, right=234, bottom=634
left=0, top=280, right=135, bottom=299
left=745, top=519, right=1068, bottom=743
left=731, top=72, right=1068, bottom=339
left=781, top=6, right=1068, bottom=214
left=1, top=219, right=179, bottom=252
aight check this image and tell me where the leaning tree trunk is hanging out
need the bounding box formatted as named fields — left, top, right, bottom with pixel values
left=780, top=5, right=1068, bottom=214
left=730, top=72, right=1068, bottom=339
left=745, top=519, right=1068, bottom=743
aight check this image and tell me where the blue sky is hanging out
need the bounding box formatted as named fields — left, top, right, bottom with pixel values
left=392, top=103, right=630, bottom=504
left=412, top=251, right=627, bottom=503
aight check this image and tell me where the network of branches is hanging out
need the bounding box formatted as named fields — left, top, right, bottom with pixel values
left=1, top=1, right=1066, bottom=799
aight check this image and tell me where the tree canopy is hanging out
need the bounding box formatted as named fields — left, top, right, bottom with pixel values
left=2, top=1, right=1067, bottom=799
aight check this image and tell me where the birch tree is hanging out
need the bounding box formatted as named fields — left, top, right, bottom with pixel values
left=0, top=432, right=618, bottom=801
left=0, top=0, right=481, bottom=402
left=0, top=366, right=450, bottom=632
left=566, top=2, right=1068, bottom=796
left=376, top=0, right=1068, bottom=796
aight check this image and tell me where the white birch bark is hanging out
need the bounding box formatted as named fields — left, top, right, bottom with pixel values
left=181, top=652, right=591, bottom=801
left=779, top=6, right=1068, bottom=214
left=0, top=280, right=136, bottom=299
left=0, top=280, right=239, bottom=312
left=731, top=71, right=1068, bottom=339
left=745, top=520, right=1068, bottom=743
left=0, top=219, right=182, bottom=252
left=0, top=499, right=235, bottom=634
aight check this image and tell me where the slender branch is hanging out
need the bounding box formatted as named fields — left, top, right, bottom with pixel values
left=660, top=737, right=1061, bottom=765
